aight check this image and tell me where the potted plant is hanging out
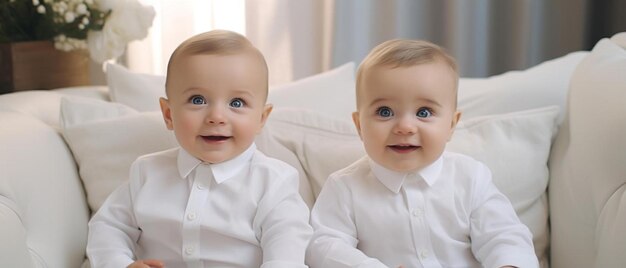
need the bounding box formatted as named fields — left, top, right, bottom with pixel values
left=0, top=0, right=155, bottom=93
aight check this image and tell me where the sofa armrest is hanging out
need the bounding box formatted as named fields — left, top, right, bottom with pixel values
left=0, top=112, right=90, bottom=268
left=0, top=197, right=35, bottom=267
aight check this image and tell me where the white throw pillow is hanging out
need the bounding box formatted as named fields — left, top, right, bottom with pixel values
left=256, top=108, right=365, bottom=202
left=104, top=62, right=356, bottom=122
left=548, top=32, right=626, bottom=268
left=59, top=97, right=178, bottom=213
left=267, top=62, right=356, bottom=122
left=256, top=106, right=559, bottom=266
left=457, top=51, right=587, bottom=123
left=106, top=63, right=166, bottom=112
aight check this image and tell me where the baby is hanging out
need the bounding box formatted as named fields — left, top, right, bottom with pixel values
left=306, top=39, right=539, bottom=268
left=87, top=30, right=312, bottom=268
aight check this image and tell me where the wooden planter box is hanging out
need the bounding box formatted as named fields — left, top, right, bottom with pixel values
left=0, top=41, right=90, bottom=94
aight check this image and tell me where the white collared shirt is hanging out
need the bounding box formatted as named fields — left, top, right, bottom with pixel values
left=87, top=144, right=313, bottom=268
left=307, top=151, right=538, bottom=268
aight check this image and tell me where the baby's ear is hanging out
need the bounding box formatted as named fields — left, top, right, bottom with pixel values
left=159, top=97, right=174, bottom=130
left=352, top=111, right=363, bottom=139
left=447, top=110, right=462, bottom=141
left=257, top=103, right=273, bottom=131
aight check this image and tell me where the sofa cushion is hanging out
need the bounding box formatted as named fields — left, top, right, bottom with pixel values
left=265, top=62, right=356, bottom=122
left=256, top=106, right=559, bottom=266
left=106, top=63, right=166, bottom=112
left=457, top=51, right=587, bottom=122
left=60, top=97, right=178, bottom=213
left=549, top=32, right=626, bottom=268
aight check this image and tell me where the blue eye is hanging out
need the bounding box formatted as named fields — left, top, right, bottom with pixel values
left=230, top=98, right=245, bottom=108
left=416, top=108, right=432, bottom=118
left=190, top=95, right=206, bottom=105
left=376, top=107, right=393, bottom=118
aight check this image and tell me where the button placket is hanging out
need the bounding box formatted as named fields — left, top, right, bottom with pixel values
left=403, top=178, right=441, bottom=267
left=181, top=164, right=213, bottom=260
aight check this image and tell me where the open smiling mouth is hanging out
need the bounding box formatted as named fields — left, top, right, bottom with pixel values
left=388, top=145, right=420, bottom=153
left=201, top=135, right=231, bottom=142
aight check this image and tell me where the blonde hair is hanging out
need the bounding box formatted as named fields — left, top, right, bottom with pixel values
left=165, top=30, right=268, bottom=97
left=355, top=39, right=458, bottom=108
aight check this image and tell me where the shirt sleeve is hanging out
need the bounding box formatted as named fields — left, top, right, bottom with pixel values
left=86, top=161, right=143, bottom=268
left=306, top=175, right=389, bottom=268
left=255, top=167, right=313, bottom=268
left=468, top=163, right=540, bottom=268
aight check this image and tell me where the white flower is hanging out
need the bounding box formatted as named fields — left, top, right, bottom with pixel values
left=95, top=0, right=117, bottom=11
left=55, top=35, right=88, bottom=51
left=56, top=1, right=67, bottom=13
left=87, top=30, right=125, bottom=63
left=64, top=11, right=75, bottom=23
left=87, top=0, right=155, bottom=63
left=37, top=5, right=46, bottom=14
left=75, top=3, right=88, bottom=15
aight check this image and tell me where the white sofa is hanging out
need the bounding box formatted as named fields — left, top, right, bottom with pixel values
left=1, top=33, right=624, bottom=268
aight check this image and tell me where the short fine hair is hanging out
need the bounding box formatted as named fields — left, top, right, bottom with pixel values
left=355, top=39, right=459, bottom=108
left=165, top=30, right=268, bottom=97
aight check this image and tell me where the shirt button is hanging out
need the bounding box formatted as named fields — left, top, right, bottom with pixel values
left=412, top=209, right=423, bottom=217
left=185, top=246, right=195, bottom=255
left=420, top=250, right=429, bottom=259
left=196, top=183, right=205, bottom=190
left=187, top=212, right=197, bottom=221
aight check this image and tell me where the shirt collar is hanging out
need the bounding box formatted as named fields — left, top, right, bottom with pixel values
left=177, top=143, right=256, bottom=184
left=369, top=154, right=444, bottom=193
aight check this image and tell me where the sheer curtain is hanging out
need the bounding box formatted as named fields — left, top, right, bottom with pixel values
left=245, top=0, right=332, bottom=85
left=125, top=0, right=245, bottom=75
left=124, top=0, right=329, bottom=85
left=125, top=0, right=624, bottom=82
left=245, top=0, right=591, bottom=79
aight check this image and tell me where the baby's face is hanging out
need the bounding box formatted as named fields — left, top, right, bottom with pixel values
left=161, top=52, right=270, bottom=163
left=353, top=61, right=460, bottom=172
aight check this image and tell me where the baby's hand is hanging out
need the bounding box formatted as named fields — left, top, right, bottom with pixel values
left=127, top=259, right=165, bottom=268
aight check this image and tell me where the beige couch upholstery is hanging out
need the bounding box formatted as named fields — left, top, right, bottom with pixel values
left=1, top=33, right=624, bottom=268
